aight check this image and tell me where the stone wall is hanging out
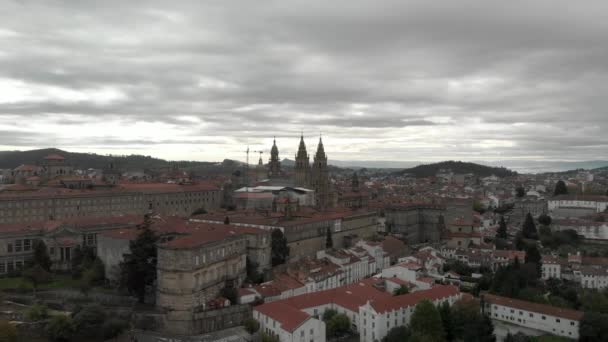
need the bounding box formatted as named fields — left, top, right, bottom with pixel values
left=151, top=304, right=252, bottom=335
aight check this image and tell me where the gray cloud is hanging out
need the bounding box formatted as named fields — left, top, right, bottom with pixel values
left=0, top=0, right=607, bottom=162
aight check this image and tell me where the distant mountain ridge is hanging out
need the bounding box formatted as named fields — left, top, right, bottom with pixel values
left=393, top=160, right=517, bottom=178
left=0, top=148, right=213, bottom=170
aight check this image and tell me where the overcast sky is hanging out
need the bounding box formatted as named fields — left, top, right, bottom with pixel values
left=1, top=1, right=607, bottom=164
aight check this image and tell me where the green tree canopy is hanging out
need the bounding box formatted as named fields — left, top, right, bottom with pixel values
left=46, top=315, right=75, bottom=342
left=450, top=300, right=495, bottom=342
left=325, top=227, right=333, bottom=249
left=326, top=313, right=350, bottom=338
left=119, top=214, right=158, bottom=302
left=554, top=181, right=568, bottom=196
left=394, top=285, right=410, bottom=296
left=497, top=216, right=508, bottom=239
left=22, top=264, right=51, bottom=297
left=579, top=311, right=608, bottom=342
left=409, top=300, right=445, bottom=342
left=29, top=239, right=52, bottom=271
left=271, top=229, right=289, bottom=266
left=538, top=214, right=552, bottom=226
left=382, top=326, right=410, bottom=342
left=522, top=213, right=538, bottom=240
left=72, top=304, right=106, bottom=339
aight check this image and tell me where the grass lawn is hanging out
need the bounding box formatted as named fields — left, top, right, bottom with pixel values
left=0, top=274, right=81, bottom=290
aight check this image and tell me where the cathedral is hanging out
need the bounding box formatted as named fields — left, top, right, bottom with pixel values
left=262, top=134, right=332, bottom=210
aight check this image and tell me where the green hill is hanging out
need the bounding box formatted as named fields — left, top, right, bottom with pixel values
left=394, top=160, right=517, bottom=178
left=0, top=148, right=215, bottom=171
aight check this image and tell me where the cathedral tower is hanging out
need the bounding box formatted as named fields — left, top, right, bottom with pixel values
left=268, top=138, right=281, bottom=178
left=294, top=133, right=311, bottom=187
left=311, top=136, right=331, bottom=209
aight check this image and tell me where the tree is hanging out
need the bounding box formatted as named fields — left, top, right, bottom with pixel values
left=0, top=320, right=17, bottom=342
left=102, top=318, right=129, bottom=340
left=451, top=300, right=495, bottom=342
left=382, top=326, right=410, bottom=342
left=244, top=318, right=260, bottom=334
left=538, top=214, right=552, bottom=226
left=522, top=213, right=538, bottom=240
left=516, top=187, right=526, bottom=198
left=30, top=240, right=52, bottom=271
left=409, top=300, right=445, bottom=342
left=394, top=285, right=410, bottom=296
left=579, top=311, right=608, bottom=342
left=524, top=244, right=542, bottom=276
left=22, top=264, right=51, bottom=298
left=72, top=304, right=106, bottom=339
left=326, top=313, right=350, bottom=338
left=26, top=303, right=49, bottom=321
left=497, top=216, right=508, bottom=239
left=515, top=232, right=525, bottom=251
left=325, top=227, right=333, bottom=249
left=46, top=315, right=75, bottom=342
left=221, top=286, right=237, bottom=304
left=322, top=309, right=338, bottom=322
left=119, top=215, right=158, bottom=303
left=260, top=332, right=280, bottom=342
left=554, top=181, right=568, bottom=196
left=438, top=301, right=453, bottom=342
left=271, top=229, right=289, bottom=266
left=246, top=257, right=263, bottom=284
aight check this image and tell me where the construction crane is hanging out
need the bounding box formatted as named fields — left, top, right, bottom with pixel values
left=243, top=147, right=264, bottom=188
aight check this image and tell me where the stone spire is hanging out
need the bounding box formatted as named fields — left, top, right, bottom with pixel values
left=311, top=135, right=330, bottom=209
left=294, top=133, right=311, bottom=187
left=268, top=137, right=281, bottom=178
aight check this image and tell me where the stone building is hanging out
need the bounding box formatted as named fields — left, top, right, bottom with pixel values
left=41, top=154, right=73, bottom=179
left=155, top=221, right=271, bottom=334
left=384, top=203, right=446, bottom=244
left=0, top=182, right=222, bottom=224
left=192, top=209, right=379, bottom=261
left=0, top=215, right=142, bottom=275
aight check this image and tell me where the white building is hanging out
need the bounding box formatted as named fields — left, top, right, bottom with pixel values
left=381, top=262, right=420, bottom=284
left=484, top=294, right=583, bottom=340
left=541, top=255, right=564, bottom=280
left=358, top=286, right=461, bottom=342
left=253, top=279, right=461, bottom=342
left=548, top=195, right=608, bottom=214
left=254, top=301, right=325, bottom=342
left=356, top=240, right=391, bottom=272
left=580, top=266, right=608, bottom=289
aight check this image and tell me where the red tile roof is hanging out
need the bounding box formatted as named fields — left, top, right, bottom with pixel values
left=255, top=301, right=311, bottom=332
left=371, top=285, right=459, bottom=313
left=484, top=294, right=584, bottom=321
left=44, top=154, right=65, bottom=160
left=275, top=278, right=391, bottom=313
left=159, top=221, right=267, bottom=249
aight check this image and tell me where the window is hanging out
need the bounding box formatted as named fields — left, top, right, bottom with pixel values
left=15, top=240, right=22, bottom=252
left=556, top=318, right=560, bottom=323
left=23, top=239, right=31, bottom=251
left=542, top=316, right=546, bottom=320
left=7, top=244, right=12, bottom=253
